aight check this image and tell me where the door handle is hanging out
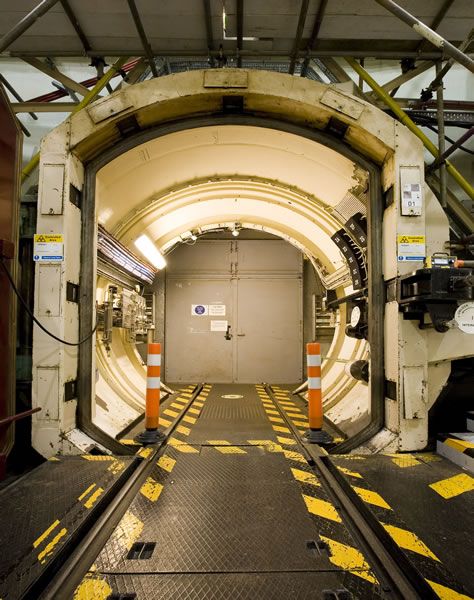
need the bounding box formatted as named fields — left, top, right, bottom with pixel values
left=237, top=333, right=246, bottom=337
left=225, top=325, right=232, bottom=340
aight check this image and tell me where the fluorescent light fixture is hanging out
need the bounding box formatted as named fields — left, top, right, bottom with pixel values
left=134, top=234, right=166, bottom=269
left=231, top=229, right=240, bottom=237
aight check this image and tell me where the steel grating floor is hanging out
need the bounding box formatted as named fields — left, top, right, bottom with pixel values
left=86, top=384, right=380, bottom=599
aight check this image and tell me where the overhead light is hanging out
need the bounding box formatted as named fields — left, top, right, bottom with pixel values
left=231, top=222, right=242, bottom=237
left=231, top=229, right=240, bottom=237
left=134, top=234, right=166, bottom=269
left=191, top=233, right=198, bottom=241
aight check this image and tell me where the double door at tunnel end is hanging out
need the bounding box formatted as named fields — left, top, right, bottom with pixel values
left=165, top=240, right=303, bottom=383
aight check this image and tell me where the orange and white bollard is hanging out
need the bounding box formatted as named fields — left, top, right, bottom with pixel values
left=135, top=343, right=165, bottom=444
left=304, top=342, right=332, bottom=444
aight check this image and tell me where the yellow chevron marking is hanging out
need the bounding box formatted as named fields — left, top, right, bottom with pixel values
left=37, top=527, right=68, bottom=563
left=73, top=576, right=113, bottom=600
left=170, top=402, right=185, bottom=410
left=168, top=437, right=199, bottom=453
left=444, top=438, right=474, bottom=452
left=337, top=466, right=363, bottom=479
left=188, top=407, right=201, bottom=416
left=303, top=495, right=341, bottom=522
left=33, top=520, right=60, bottom=548
left=277, top=436, right=297, bottom=446
left=136, top=447, right=153, bottom=459
left=382, top=524, right=440, bottom=561
left=176, top=424, right=191, bottom=436
left=291, top=468, right=320, bottom=486
left=174, top=397, right=188, bottom=405
left=84, top=487, right=104, bottom=509
left=292, top=420, right=309, bottom=428
left=163, top=408, right=179, bottom=418
left=353, top=487, right=392, bottom=510
left=278, top=401, right=296, bottom=407
left=272, top=425, right=291, bottom=434
left=78, top=484, right=95, bottom=502
left=429, top=473, right=474, bottom=499
left=158, top=455, right=176, bottom=472
left=194, top=401, right=204, bottom=408
left=248, top=440, right=284, bottom=453
left=216, top=446, right=247, bottom=454
left=180, top=392, right=193, bottom=398
left=265, top=409, right=280, bottom=416
left=283, top=450, right=306, bottom=463
left=183, top=415, right=197, bottom=425
left=427, top=580, right=473, bottom=600
left=320, top=536, right=377, bottom=583
left=268, top=416, right=285, bottom=424
left=81, top=455, right=114, bottom=461
left=285, top=410, right=303, bottom=417
left=159, top=417, right=172, bottom=427
left=140, top=477, right=164, bottom=502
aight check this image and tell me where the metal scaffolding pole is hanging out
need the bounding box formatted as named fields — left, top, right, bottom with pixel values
left=127, top=0, right=158, bottom=77
left=373, top=0, right=474, bottom=74
left=0, top=0, right=61, bottom=54
left=289, top=0, right=310, bottom=75
left=436, top=62, right=447, bottom=209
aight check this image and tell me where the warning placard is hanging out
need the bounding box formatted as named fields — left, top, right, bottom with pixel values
left=33, top=234, right=64, bottom=262
left=397, top=234, right=425, bottom=262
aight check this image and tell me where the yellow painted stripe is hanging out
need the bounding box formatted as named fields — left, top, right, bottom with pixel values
left=382, top=523, right=440, bottom=561
left=136, top=447, right=153, bottom=458
left=174, top=398, right=188, bottom=405
left=180, top=392, right=193, bottom=398
left=140, top=477, right=164, bottom=502
left=285, top=410, right=303, bottom=417
left=337, top=466, right=363, bottom=479
left=277, top=435, right=297, bottom=446
left=108, top=460, right=125, bottom=474
left=292, top=420, right=309, bottom=428
left=159, top=417, right=172, bottom=427
left=215, top=446, right=247, bottom=454
left=168, top=437, right=199, bottom=453
left=116, top=510, right=143, bottom=552
left=38, top=527, right=68, bottom=563
left=319, top=536, right=377, bottom=584
left=283, top=450, right=306, bottom=463
left=33, top=520, right=60, bottom=548
left=182, top=415, right=197, bottom=425
left=176, top=424, right=191, bottom=436
left=170, top=402, right=185, bottom=410
left=84, top=487, right=104, bottom=509
left=73, top=576, right=113, bottom=600
left=303, top=495, right=342, bottom=522
left=444, top=438, right=474, bottom=452
left=386, top=454, right=422, bottom=468
left=272, top=425, right=291, bottom=434
left=268, top=416, right=285, bottom=424
left=78, top=483, right=96, bottom=502
left=427, top=580, right=473, bottom=600
left=158, top=455, right=176, bottom=473
left=81, top=455, right=114, bottom=461
left=163, top=408, right=179, bottom=418
left=208, top=439, right=230, bottom=445
left=247, top=440, right=283, bottom=453
left=278, top=401, right=296, bottom=407
left=188, top=407, right=201, bottom=416
left=429, top=473, right=474, bottom=499
left=194, top=401, right=204, bottom=408
left=353, top=486, right=392, bottom=510
left=264, top=409, right=280, bottom=416
left=291, top=468, right=320, bottom=486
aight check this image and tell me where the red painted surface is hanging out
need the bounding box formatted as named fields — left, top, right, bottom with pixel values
left=0, top=84, right=21, bottom=475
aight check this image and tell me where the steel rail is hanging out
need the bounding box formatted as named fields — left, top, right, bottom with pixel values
left=265, top=384, right=437, bottom=600
left=30, top=383, right=204, bottom=600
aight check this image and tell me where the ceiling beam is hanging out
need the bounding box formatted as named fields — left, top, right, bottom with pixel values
left=366, top=60, right=434, bottom=100
left=416, top=0, right=455, bottom=53
left=374, top=0, right=474, bottom=73
left=59, top=0, right=91, bottom=53
left=289, top=0, right=310, bottom=75
left=202, top=0, right=215, bottom=66
left=12, top=102, right=77, bottom=112
left=126, top=0, right=158, bottom=77
left=0, top=0, right=60, bottom=54
left=319, top=57, right=351, bottom=82
left=21, top=56, right=90, bottom=96
left=236, top=0, right=243, bottom=68
left=300, top=0, right=328, bottom=77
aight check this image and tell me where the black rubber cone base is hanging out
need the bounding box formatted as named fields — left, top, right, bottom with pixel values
left=303, top=428, right=333, bottom=445
left=135, top=428, right=165, bottom=445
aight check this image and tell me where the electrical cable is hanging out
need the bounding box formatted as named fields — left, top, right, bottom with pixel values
left=0, top=258, right=98, bottom=346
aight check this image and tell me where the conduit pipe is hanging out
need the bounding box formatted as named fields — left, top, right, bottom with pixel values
left=345, top=57, right=474, bottom=201
left=0, top=0, right=60, bottom=54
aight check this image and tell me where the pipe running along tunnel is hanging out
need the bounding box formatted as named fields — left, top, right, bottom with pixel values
left=32, top=69, right=459, bottom=458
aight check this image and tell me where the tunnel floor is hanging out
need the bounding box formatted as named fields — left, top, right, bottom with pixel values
left=0, top=385, right=472, bottom=599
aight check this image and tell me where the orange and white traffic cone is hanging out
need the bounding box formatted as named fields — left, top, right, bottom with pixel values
left=135, top=343, right=165, bottom=444
left=304, top=342, right=332, bottom=444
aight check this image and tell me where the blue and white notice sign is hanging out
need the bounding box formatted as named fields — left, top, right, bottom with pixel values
left=192, top=304, right=208, bottom=316
left=33, top=234, right=64, bottom=262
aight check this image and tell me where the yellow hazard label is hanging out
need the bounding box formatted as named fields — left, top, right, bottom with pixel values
left=397, top=235, right=425, bottom=244
left=34, top=234, right=63, bottom=243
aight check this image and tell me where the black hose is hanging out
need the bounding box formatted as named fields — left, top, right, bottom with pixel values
left=1, top=258, right=97, bottom=347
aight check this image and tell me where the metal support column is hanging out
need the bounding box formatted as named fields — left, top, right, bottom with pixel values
left=436, top=62, right=447, bottom=209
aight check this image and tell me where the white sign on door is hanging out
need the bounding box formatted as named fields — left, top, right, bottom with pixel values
left=209, top=304, right=226, bottom=316
left=210, top=320, right=228, bottom=332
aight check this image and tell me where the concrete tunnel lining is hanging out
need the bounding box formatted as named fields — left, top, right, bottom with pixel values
left=78, top=115, right=383, bottom=453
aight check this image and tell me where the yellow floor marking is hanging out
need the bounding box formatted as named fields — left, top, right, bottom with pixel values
left=78, top=483, right=96, bottom=502
left=427, top=579, right=473, bottom=600
left=38, top=527, right=68, bottom=563
left=182, top=415, right=197, bottom=425
left=382, top=523, right=440, bottom=561
left=108, top=459, right=125, bottom=474
left=429, top=473, right=474, bottom=499
left=174, top=397, right=188, bottom=404
left=180, top=392, right=193, bottom=398
left=303, top=495, right=342, bottom=522
left=385, top=453, right=422, bottom=468
left=48, top=456, right=60, bottom=461
left=291, top=468, right=320, bottom=486
left=215, top=446, right=247, bottom=454
left=283, top=450, right=306, bottom=463
left=247, top=440, right=284, bottom=453
left=163, top=408, right=179, bottom=418
left=159, top=417, right=172, bottom=427
left=353, top=486, right=392, bottom=510
left=278, top=401, right=296, bottom=407
left=170, top=402, right=185, bottom=410
left=73, top=576, right=112, bottom=600
left=188, top=407, right=201, bottom=415
left=419, top=453, right=443, bottom=463
left=262, top=402, right=274, bottom=408
left=445, top=438, right=474, bottom=452
left=272, top=424, right=291, bottom=434
left=176, top=424, right=191, bottom=436
left=292, top=420, right=309, bottom=428
left=319, top=536, right=377, bottom=584
left=194, top=401, right=204, bottom=408
left=33, top=520, right=60, bottom=548
left=116, top=510, right=143, bottom=551
left=136, top=447, right=153, bottom=459
left=337, top=466, right=363, bottom=479
left=158, top=455, right=176, bottom=473
left=268, top=416, right=285, bottom=424
left=285, top=410, right=303, bottom=417
left=277, top=436, right=297, bottom=446
left=84, top=487, right=104, bottom=509
left=140, top=477, right=164, bottom=502
left=208, top=439, right=231, bottom=445
left=265, top=409, right=280, bottom=416
left=168, top=437, right=199, bottom=453
left=81, top=455, right=114, bottom=461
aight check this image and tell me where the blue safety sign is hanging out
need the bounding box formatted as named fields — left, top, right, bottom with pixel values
left=191, top=304, right=208, bottom=316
